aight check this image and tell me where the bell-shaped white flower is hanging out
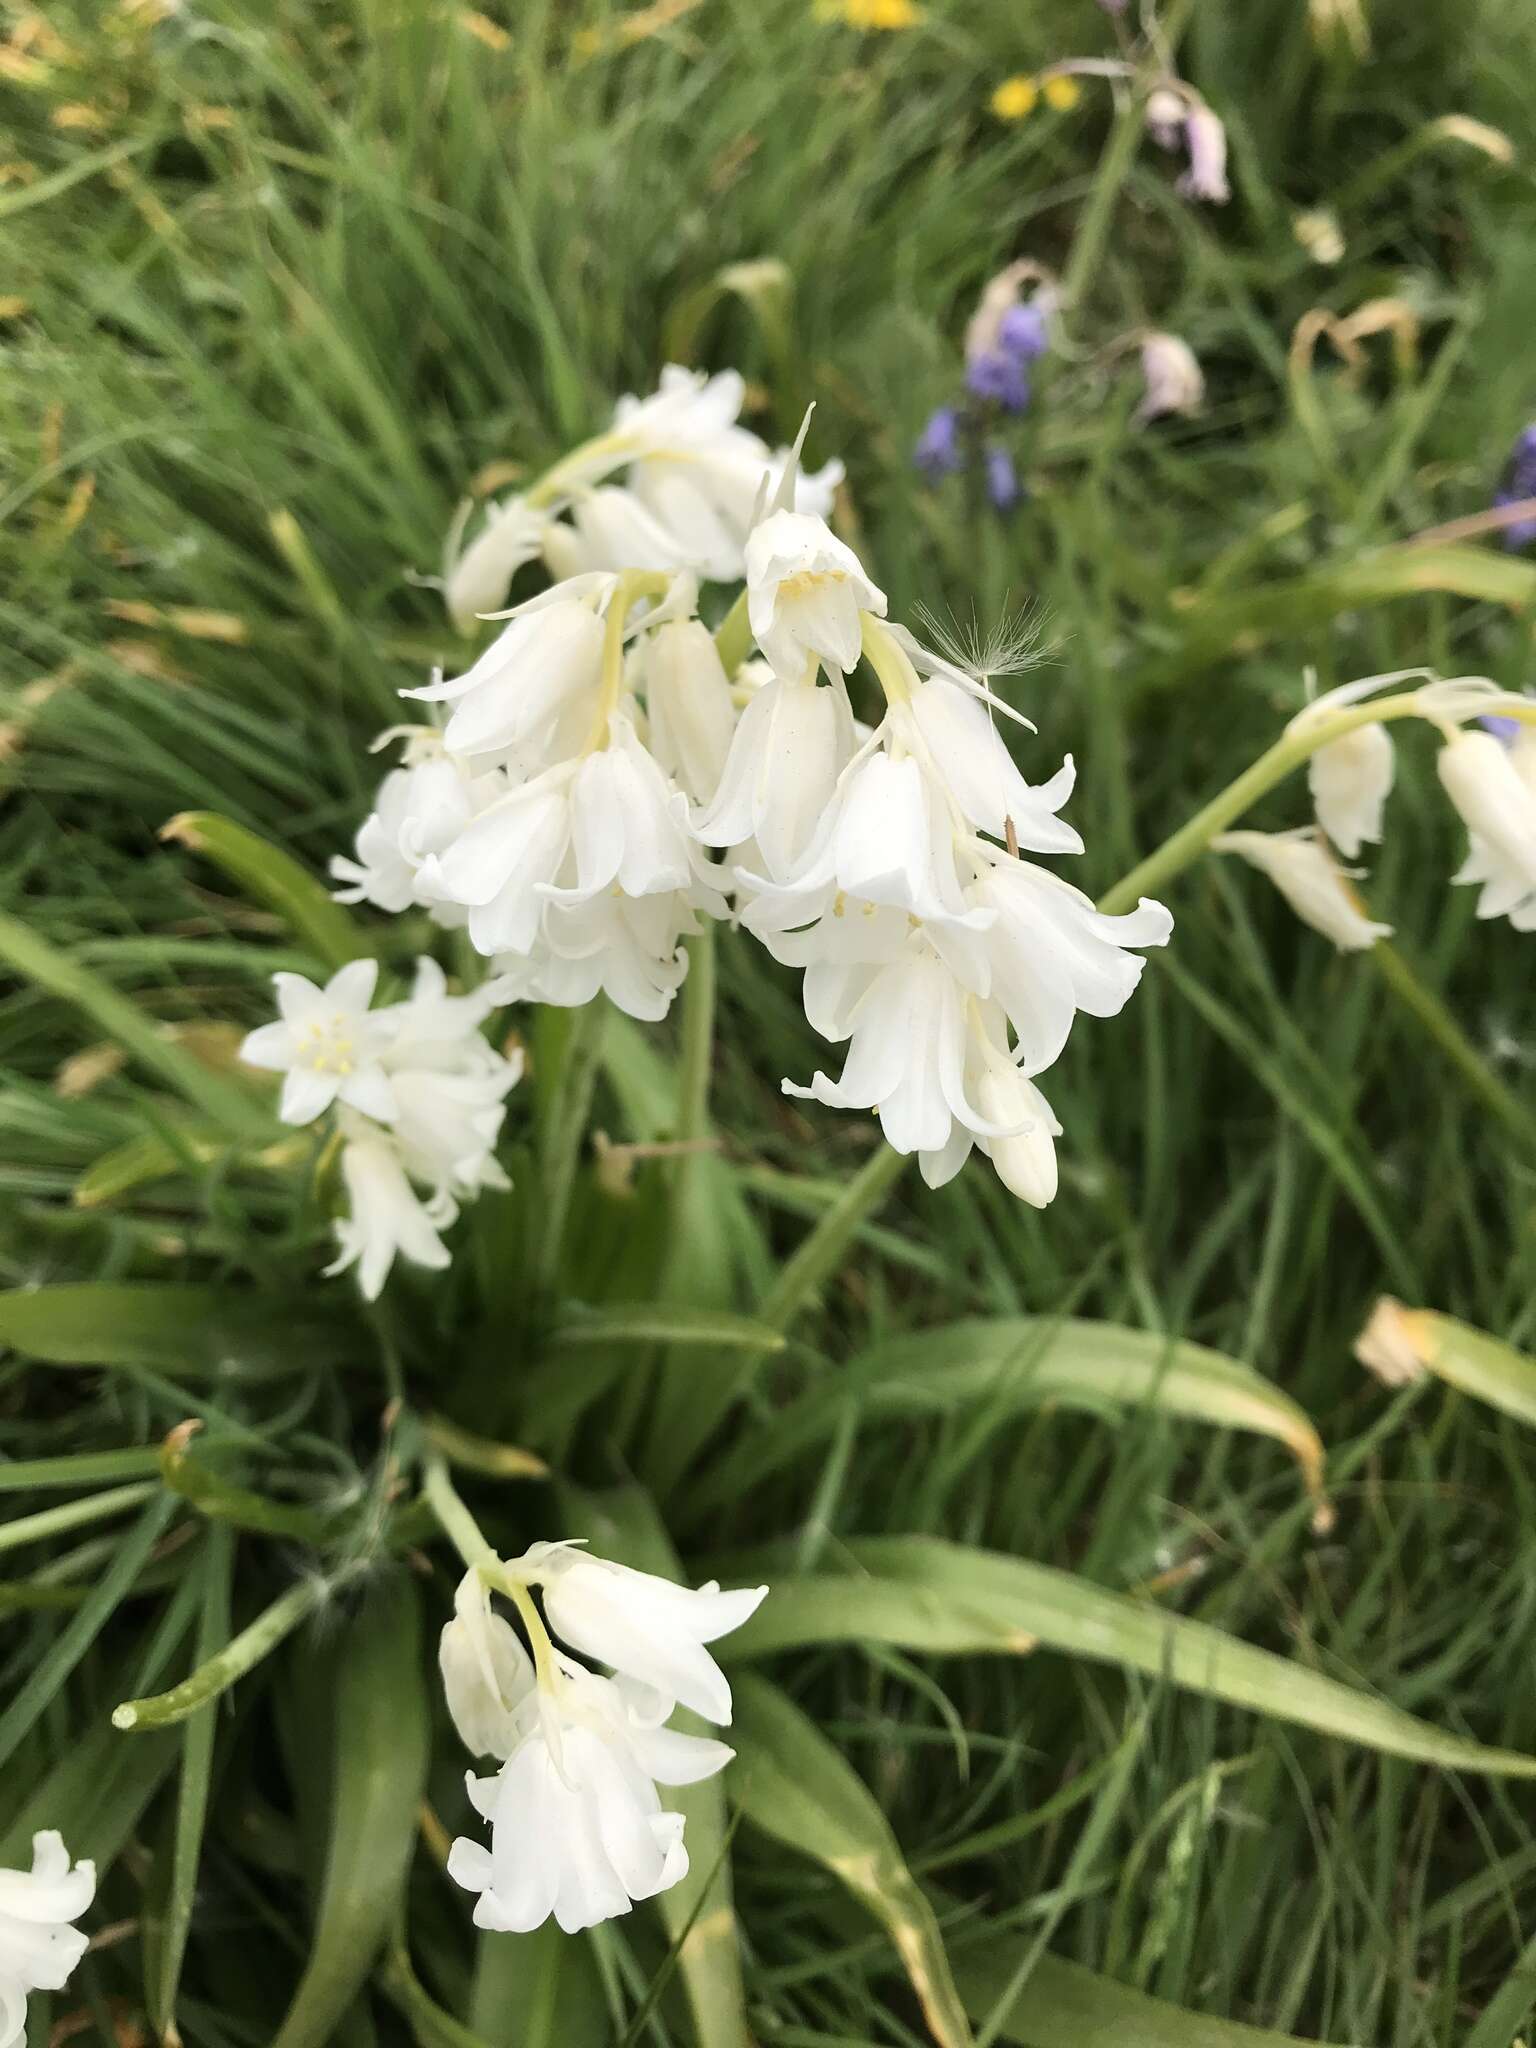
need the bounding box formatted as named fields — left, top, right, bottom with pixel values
left=745, top=509, right=887, bottom=680
left=440, top=1572, right=535, bottom=1760
left=783, top=944, right=1003, bottom=1158
left=429, top=763, right=579, bottom=957
left=540, top=487, right=696, bottom=579
left=693, top=669, right=857, bottom=879
left=919, top=1004, right=1062, bottom=1205
left=325, top=1113, right=453, bottom=1300
left=447, top=1666, right=730, bottom=1936
left=240, top=959, right=397, bottom=1126
left=972, top=859, right=1173, bottom=1069
left=1308, top=722, right=1395, bottom=858
left=407, top=582, right=611, bottom=765
left=0, top=1830, right=95, bottom=2048
left=443, top=495, right=550, bottom=636
left=1212, top=829, right=1392, bottom=951
left=894, top=672, right=1083, bottom=852
left=643, top=619, right=739, bottom=806
left=606, top=366, right=843, bottom=582
left=330, top=749, right=493, bottom=916
left=543, top=712, right=699, bottom=907
left=1438, top=727, right=1536, bottom=930
left=497, top=890, right=700, bottom=1023
left=527, top=1545, right=767, bottom=1725
left=744, top=750, right=992, bottom=935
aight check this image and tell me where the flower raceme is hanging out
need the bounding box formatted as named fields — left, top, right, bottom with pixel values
left=439, top=1548, right=765, bottom=1935
left=0, top=1832, right=95, bottom=2048
left=241, top=957, right=521, bottom=1298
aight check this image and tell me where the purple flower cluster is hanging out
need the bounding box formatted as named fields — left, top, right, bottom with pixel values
left=914, top=296, right=1047, bottom=511
left=1494, top=423, right=1536, bottom=551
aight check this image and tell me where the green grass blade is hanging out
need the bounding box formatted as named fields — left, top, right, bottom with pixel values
left=147, top=1523, right=234, bottom=2041
left=0, top=1281, right=354, bottom=1380
left=271, top=1573, right=430, bottom=2048
left=721, top=1537, right=1536, bottom=1778
left=1359, top=1299, right=1536, bottom=1430
left=731, top=1672, right=972, bottom=2048
left=161, top=811, right=373, bottom=972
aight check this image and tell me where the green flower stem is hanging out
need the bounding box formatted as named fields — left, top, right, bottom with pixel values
left=112, top=1571, right=343, bottom=1731
left=0, top=1447, right=163, bottom=1493
left=1095, top=693, right=1432, bottom=916
left=533, top=1000, right=608, bottom=1295
left=757, top=1142, right=910, bottom=1335
left=1371, top=943, right=1536, bottom=1152
left=0, top=1481, right=157, bottom=1558
left=676, top=923, right=717, bottom=1153
left=713, top=588, right=754, bottom=677
left=422, top=1452, right=497, bottom=1571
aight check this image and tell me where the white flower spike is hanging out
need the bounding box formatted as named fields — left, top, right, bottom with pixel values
left=1212, top=828, right=1393, bottom=951
left=0, top=1830, right=95, bottom=2048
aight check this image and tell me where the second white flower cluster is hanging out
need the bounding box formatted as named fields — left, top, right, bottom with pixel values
left=438, top=1543, right=766, bottom=1934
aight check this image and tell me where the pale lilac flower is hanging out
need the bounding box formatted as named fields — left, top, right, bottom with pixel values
left=966, top=349, right=1030, bottom=413
left=1494, top=423, right=1536, bottom=551
left=996, top=302, right=1049, bottom=361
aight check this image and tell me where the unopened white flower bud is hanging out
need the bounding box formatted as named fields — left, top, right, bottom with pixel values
left=644, top=619, right=738, bottom=806
left=1308, top=722, right=1395, bottom=858
left=1212, top=829, right=1392, bottom=951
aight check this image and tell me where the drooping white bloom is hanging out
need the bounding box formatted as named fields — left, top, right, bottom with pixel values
left=0, top=1831, right=95, bottom=2048
left=1212, top=829, right=1393, bottom=951
left=643, top=619, right=738, bottom=806
left=605, top=366, right=843, bottom=582
left=443, top=495, right=551, bottom=637
left=745, top=508, right=887, bottom=680
left=240, top=959, right=397, bottom=1126
left=330, top=742, right=496, bottom=917
left=971, top=861, right=1173, bottom=1069
left=448, top=1665, right=730, bottom=1935
left=528, top=1545, right=767, bottom=1725
left=1437, top=726, right=1536, bottom=930
left=693, top=669, right=857, bottom=879
left=439, top=1572, right=534, bottom=1760
left=1136, top=333, right=1204, bottom=423
left=325, top=1113, right=453, bottom=1300
left=408, top=581, right=611, bottom=765
left=540, top=486, right=697, bottom=580
left=1308, top=722, right=1395, bottom=858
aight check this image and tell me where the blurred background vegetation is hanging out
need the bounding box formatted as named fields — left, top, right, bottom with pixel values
left=3, top=0, right=1536, bottom=2043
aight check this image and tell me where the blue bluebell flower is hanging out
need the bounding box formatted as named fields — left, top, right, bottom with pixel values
left=914, top=406, right=964, bottom=477
left=996, top=302, right=1048, bottom=363
left=984, top=444, right=1021, bottom=511
left=966, top=349, right=1030, bottom=412
left=1495, top=423, right=1536, bottom=551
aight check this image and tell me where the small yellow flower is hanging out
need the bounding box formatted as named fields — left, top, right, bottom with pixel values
left=822, top=0, right=922, bottom=26
left=991, top=75, right=1038, bottom=121
left=1042, top=73, right=1081, bottom=111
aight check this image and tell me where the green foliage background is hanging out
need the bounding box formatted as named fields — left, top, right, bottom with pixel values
left=3, top=0, right=1536, bottom=2043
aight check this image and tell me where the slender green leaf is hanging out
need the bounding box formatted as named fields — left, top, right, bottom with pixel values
left=0, top=908, right=266, bottom=1132
left=731, top=1673, right=972, bottom=2048
left=161, top=810, right=372, bottom=971
left=721, top=1537, right=1536, bottom=1778
left=0, top=1493, right=177, bottom=1774
left=0, top=1281, right=355, bottom=1380
left=271, top=1574, right=431, bottom=2048
left=951, top=1928, right=1359, bottom=2047
left=467, top=1924, right=608, bottom=2048
left=548, top=1302, right=786, bottom=1355
left=147, top=1525, right=234, bottom=2039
